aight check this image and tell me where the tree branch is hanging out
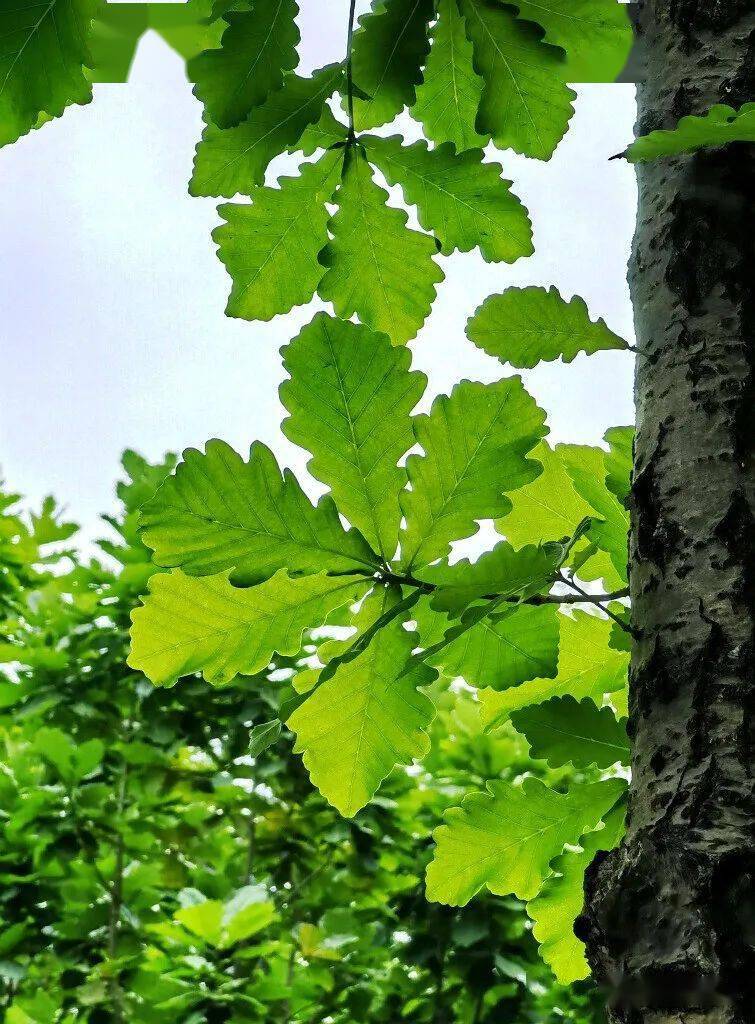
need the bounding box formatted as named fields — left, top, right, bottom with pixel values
left=378, top=568, right=630, bottom=609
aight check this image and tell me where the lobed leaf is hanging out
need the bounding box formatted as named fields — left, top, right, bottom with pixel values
left=426, top=776, right=626, bottom=904
left=509, top=0, right=632, bottom=83
left=603, top=425, right=633, bottom=505
left=559, top=444, right=629, bottom=583
left=625, top=103, right=755, bottom=162
left=495, top=441, right=621, bottom=587
left=466, top=286, right=628, bottom=368
left=415, top=596, right=560, bottom=691
left=400, top=377, right=546, bottom=570
left=411, top=0, right=487, bottom=152
left=129, top=569, right=368, bottom=687
left=479, top=607, right=628, bottom=727
left=422, top=540, right=562, bottom=616
left=318, top=146, right=444, bottom=344
left=188, top=0, right=300, bottom=128
left=459, top=0, right=575, bottom=160
left=280, top=313, right=426, bottom=561
left=213, top=151, right=342, bottom=320
left=366, top=135, right=533, bottom=263
left=511, top=694, right=629, bottom=768
left=289, top=619, right=436, bottom=817
left=348, top=0, right=434, bottom=130
left=0, top=0, right=99, bottom=147
left=528, top=802, right=625, bottom=982
left=190, top=63, right=345, bottom=196
left=139, top=439, right=380, bottom=584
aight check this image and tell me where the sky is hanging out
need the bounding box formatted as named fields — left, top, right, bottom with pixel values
left=0, top=5, right=637, bottom=546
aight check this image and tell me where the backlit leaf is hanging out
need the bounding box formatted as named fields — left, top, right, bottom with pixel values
left=510, top=0, right=632, bottom=83
left=426, top=776, right=626, bottom=904
left=139, top=439, right=379, bottom=584
left=604, top=425, right=633, bottom=505
left=466, top=286, right=628, bottom=368
left=129, top=569, right=368, bottom=687
left=528, top=802, right=625, bottom=982
left=0, top=0, right=99, bottom=147
left=495, top=441, right=621, bottom=588
left=289, top=619, right=435, bottom=816
left=400, top=378, right=546, bottom=569
left=559, top=444, right=629, bottom=583
left=190, top=64, right=345, bottom=196
left=281, top=313, right=426, bottom=561
left=423, top=540, right=562, bottom=616
left=625, top=103, right=755, bottom=162
left=411, top=0, right=487, bottom=151
left=318, top=146, right=444, bottom=344
left=213, top=151, right=342, bottom=320
left=460, top=0, right=575, bottom=160
left=511, top=694, right=629, bottom=768
left=188, top=0, right=300, bottom=128
left=366, top=135, right=533, bottom=262
left=348, top=0, right=434, bottom=130
left=479, top=608, right=628, bottom=726
left=415, top=596, right=560, bottom=691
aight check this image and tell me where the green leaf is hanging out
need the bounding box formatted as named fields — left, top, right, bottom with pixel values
left=188, top=0, right=300, bottom=128
left=479, top=608, right=628, bottom=726
left=86, top=3, right=148, bottom=84
left=0, top=0, right=99, bottom=147
left=400, top=377, right=546, bottom=569
left=139, top=439, right=380, bottom=584
left=151, top=0, right=226, bottom=62
left=318, top=146, right=444, bottom=344
left=466, top=286, right=629, bottom=367
left=495, top=441, right=620, bottom=588
left=314, top=584, right=401, bottom=669
left=176, top=886, right=276, bottom=948
left=289, top=619, right=435, bottom=817
left=221, top=885, right=277, bottom=946
left=366, top=135, right=533, bottom=263
left=248, top=719, right=282, bottom=757
left=213, top=151, right=341, bottom=320
left=511, top=695, right=629, bottom=768
left=459, top=0, right=575, bottom=160
left=423, top=540, right=562, bottom=615
left=280, top=313, right=426, bottom=561
left=190, top=64, right=345, bottom=196
left=348, top=0, right=434, bottom=130
left=625, top=103, right=755, bottom=162
left=509, top=0, right=632, bottom=83
left=559, top=445, right=629, bottom=583
left=410, top=0, right=487, bottom=151
left=604, top=426, right=633, bottom=505
left=129, top=569, right=368, bottom=687
left=426, top=777, right=626, bottom=904
left=415, top=596, right=560, bottom=691
left=528, top=802, right=625, bottom=982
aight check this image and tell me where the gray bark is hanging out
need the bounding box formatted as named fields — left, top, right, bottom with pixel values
left=577, top=3, right=755, bottom=1023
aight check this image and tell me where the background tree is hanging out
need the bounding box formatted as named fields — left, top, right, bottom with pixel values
left=0, top=458, right=605, bottom=1022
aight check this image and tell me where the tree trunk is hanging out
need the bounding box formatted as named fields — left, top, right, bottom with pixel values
left=578, top=4, right=755, bottom=1023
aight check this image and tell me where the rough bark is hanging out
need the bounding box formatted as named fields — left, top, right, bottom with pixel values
left=577, top=3, right=755, bottom=1023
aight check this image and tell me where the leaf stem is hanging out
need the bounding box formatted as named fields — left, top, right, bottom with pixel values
left=346, top=0, right=358, bottom=142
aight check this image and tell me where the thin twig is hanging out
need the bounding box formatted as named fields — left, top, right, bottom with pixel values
left=558, top=571, right=633, bottom=634
left=379, top=568, right=630, bottom=607
left=345, top=0, right=358, bottom=143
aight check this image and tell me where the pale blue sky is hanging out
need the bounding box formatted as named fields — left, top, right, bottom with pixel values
left=1, top=9, right=636, bottom=544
